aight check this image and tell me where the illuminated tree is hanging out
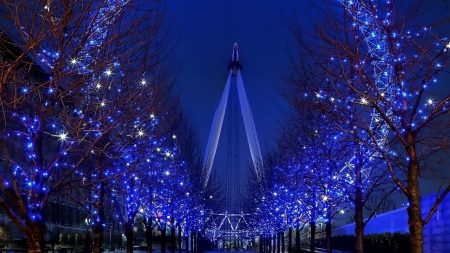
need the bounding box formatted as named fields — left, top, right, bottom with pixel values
left=290, top=1, right=450, bottom=252
left=111, top=132, right=173, bottom=253
left=282, top=73, right=397, bottom=253
left=108, top=104, right=207, bottom=253
left=0, top=1, right=172, bottom=253
left=242, top=151, right=278, bottom=246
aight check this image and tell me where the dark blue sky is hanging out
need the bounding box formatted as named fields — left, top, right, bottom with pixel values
left=166, top=1, right=309, bottom=173
left=165, top=1, right=450, bottom=209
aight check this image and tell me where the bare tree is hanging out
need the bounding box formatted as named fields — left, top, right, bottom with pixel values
left=289, top=1, right=450, bottom=252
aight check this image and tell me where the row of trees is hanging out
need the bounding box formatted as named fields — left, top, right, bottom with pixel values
left=0, top=1, right=217, bottom=253
left=248, top=1, right=450, bottom=253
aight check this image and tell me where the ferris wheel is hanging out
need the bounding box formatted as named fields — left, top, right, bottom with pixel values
left=337, top=0, right=397, bottom=182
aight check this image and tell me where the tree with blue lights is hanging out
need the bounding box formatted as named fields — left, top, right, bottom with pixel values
left=274, top=107, right=347, bottom=253
left=284, top=57, right=398, bottom=253
left=282, top=85, right=396, bottom=253
left=106, top=97, right=207, bottom=253
left=0, top=1, right=173, bottom=253
left=241, top=151, right=280, bottom=252
left=290, top=1, right=450, bottom=252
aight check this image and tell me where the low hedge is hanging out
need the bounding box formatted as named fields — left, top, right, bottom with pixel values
left=315, top=232, right=410, bottom=253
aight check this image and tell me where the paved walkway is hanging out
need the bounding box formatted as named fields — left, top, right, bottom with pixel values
left=103, top=249, right=348, bottom=253
left=300, top=248, right=349, bottom=253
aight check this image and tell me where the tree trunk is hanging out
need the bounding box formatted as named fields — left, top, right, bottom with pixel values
left=354, top=137, right=365, bottom=253
left=92, top=223, right=104, bottom=253
left=309, top=221, right=316, bottom=253
left=178, top=226, right=182, bottom=253
left=161, top=226, right=166, bottom=253
left=25, top=221, right=46, bottom=253
left=354, top=153, right=364, bottom=253
left=259, top=234, right=263, bottom=253
left=195, top=232, right=199, bottom=253
left=146, top=225, right=152, bottom=253
left=406, top=147, right=424, bottom=253
left=265, top=234, right=268, bottom=253
left=25, top=112, right=46, bottom=253
left=295, top=229, right=300, bottom=253
left=170, top=226, right=176, bottom=253
left=281, top=231, right=285, bottom=253
left=274, top=233, right=277, bottom=253
left=190, top=231, right=194, bottom=253
left=263, top=234, right=266, bottom=253
left=124, top=222, right=134, bottom=253
left=355, top=185, right=364, bottom=253
left=271, top=234, right=274, bottom=253
left=277, top=232, right=281, bottom=253
left=269, top=235, right=275, bottom=253
left=93, top=160, right=105, bottom=253
left=288, top=228, right=292, bottom=253
left=185, top=232, right=189, bottom=253
left=325, top=218, right=332, bottom=253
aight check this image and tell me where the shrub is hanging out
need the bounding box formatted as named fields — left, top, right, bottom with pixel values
left=315, top=232, right=410, bottom=253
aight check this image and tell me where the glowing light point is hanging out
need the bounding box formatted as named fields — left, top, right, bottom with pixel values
left=58, top=133, right=68, bottom=141
left=71, top=58, right=78, bottom=64
left=138, top=130, right=145, bottom=137
left=446, top=42, right=450, bottom=49
left=141, top=80, right=147, bottom=85
left=105, top=69, right=112, bottom=76
left=428, top=99, right=433, bottom=105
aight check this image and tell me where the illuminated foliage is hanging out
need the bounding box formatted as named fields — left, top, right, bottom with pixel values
left=287, top=1, right=450, bottom=253
left=0, top=1, right=191, bottom=253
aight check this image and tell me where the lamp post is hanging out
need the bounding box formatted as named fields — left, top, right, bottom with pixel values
left=85, top=218, right=91, bottom=253
left=109, top=223, right=112, bottom=251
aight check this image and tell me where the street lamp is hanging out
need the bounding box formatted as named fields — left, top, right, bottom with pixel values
left=84, top=218, right=91, bottom=253
left=109, top=223, right=112, bottom=250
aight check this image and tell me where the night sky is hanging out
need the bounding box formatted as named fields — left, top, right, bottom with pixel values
left=165, top=1, right=450, bottom=211
left=166, top=1, right=310, bottom=183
